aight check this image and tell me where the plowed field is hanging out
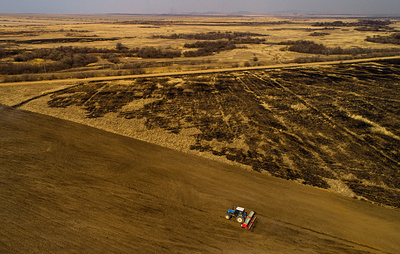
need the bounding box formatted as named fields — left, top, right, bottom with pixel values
left=1, top=105, right=400, bottom=253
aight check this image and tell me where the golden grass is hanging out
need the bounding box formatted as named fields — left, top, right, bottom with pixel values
left=0, top=83, right=73, bottom=106
left=1, top=13, right=399, bottom=73
left=349, top=113, right=400, bottom=140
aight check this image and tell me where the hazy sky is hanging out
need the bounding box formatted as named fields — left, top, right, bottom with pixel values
left=1, top=0, right=400, bottom=15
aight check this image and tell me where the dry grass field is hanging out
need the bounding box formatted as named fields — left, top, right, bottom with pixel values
left=1, top=14, right=400, bottom=253
left=1, top=14, right=400, bottom=82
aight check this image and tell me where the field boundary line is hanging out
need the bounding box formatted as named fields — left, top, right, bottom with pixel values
left=2, top=55, right=400, bottom=87
left=11, top=83, right=82, bottom=108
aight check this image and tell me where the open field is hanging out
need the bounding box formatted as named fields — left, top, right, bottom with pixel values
left=1, top=14, right=400, bottom=252
left=1, top=14, right=400, bottom=82
left=1, top=58, right=399, bottom=209
left=1, top=105, right=400, bottom=253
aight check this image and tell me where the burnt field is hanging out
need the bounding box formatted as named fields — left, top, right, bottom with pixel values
left=44, top=59, right=400, bottom=207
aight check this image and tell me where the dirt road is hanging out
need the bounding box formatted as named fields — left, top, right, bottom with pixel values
left=2, top=55, right=400, bottom=88
left=1, top=105, right=399, bottom=253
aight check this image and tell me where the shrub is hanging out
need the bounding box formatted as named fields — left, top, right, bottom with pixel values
left=152, top=31, right=267, bottom=40
left=60, top=54, right=98, bottom=68
left=183, top=40, right=236, bottom=57
left=288, top=40, right=327, bottom=54
left=116, top=42, right=128, bottom=51
left=309, top=32, right=330, bottom=36
left=102, top=53, right=120, bottom=64
left=108, top=56, right=120, bottom=64
left=366, top=33, right=400, bottom=45
left=136, top=46, right=181, bottom=58
left=285, top=40, right=400, bottom=55
left=1, top=52, right=98, bottom=75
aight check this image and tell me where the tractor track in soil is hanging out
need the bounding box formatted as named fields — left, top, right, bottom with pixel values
left=1, top=105, right=400, bottom=253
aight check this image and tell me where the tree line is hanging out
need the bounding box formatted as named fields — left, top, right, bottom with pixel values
left=152, top=31, right=267, bottom=40
left=312, top=20, right=392, bottom=27
left=183, top=41, right=237, bottom=57
left=366, top=33, right=400, bottom=45
left=0, top=45, right=181, bottom=76
left=313, top=19, right=395, bottom=32
left=1, top=47, right=99, bottom=75
left=282, top=40, right=400, bottom=55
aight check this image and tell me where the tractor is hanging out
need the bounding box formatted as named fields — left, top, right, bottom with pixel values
left=225, top=206, right=257, bottom=229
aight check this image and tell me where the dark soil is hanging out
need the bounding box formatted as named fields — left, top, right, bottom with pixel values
left=1, top=105, right=399, bottom=253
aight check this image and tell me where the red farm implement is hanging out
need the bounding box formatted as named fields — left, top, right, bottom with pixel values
left=225, top=206, right=257, bottom=230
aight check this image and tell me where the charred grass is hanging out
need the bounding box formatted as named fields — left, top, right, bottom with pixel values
left=46, top=60, right=400, bottom=207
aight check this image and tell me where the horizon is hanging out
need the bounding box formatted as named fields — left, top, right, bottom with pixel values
left=1, top=0, right=400, bottom=16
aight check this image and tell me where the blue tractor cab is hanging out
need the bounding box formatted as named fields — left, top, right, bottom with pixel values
left=225, top=206, right=247, bottom=223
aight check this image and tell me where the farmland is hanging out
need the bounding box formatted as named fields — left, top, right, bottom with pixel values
left=1, top=13, right=400, bottom=253
left=2, top=104, right=400, bottom=253
left=1, top=14, right=400, bottom=207
left=16, top=59, right=396, bottom=208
